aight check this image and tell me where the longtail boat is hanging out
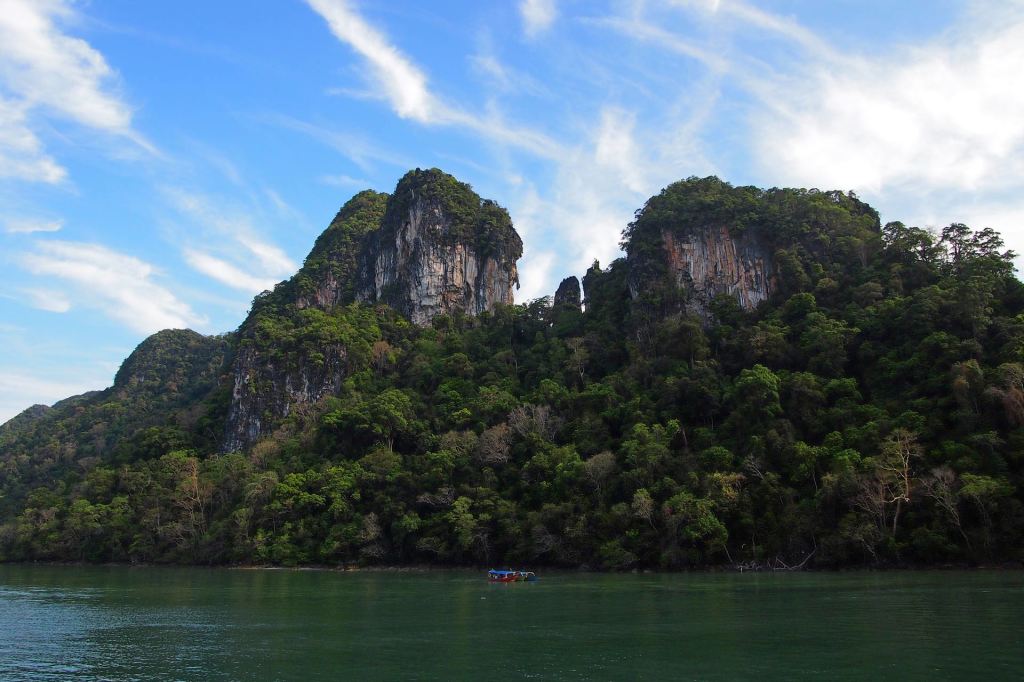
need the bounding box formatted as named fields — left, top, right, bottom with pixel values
left=487, top=569, right=539, bottom=582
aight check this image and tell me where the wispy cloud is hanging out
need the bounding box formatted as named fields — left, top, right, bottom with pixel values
left=591, top=15, right=727, bottom=72
left=652, top=0, right=1024, bottom=267
left=22, top=287, right=70, bottom=313
left=4, top=217, right=63, bottom=234
left=165, top=188, right=297, bottom=295
left=469, top=50, right=551, bottom=99
left=512, top=107, right=655, bottom=291
left=305, top=0, right=434, bottom=122
left=19, top=240, right=202, bottom=334
left=515, top=247, right=556, bottom=302
left=320, top=173, right=372, bottom=188
left=520, top=0, right=558, bottom=38
left=669, top=0, right=837, bottom=60
left=304, top=0, right=564, bottom=160
left=0, top=0, right=150, bottom=183
left=183, top=248, right=278, bottom=293
left=594, top=108, right=646, bottom=194
left=238, top=235, right=294, bottom=275
left=267, top=114, right=412, bottom=172
left=0, top=96, right=65, bottom=182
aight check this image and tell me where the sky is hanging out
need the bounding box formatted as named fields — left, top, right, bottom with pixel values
left=2, top=0, right=1024, bottom=423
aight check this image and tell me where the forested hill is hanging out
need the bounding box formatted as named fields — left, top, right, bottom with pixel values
left=2, top=170, right=1022, bottom=569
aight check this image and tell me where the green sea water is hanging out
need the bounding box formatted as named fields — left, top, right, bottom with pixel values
left=0, top=565, right=1021, bottom=680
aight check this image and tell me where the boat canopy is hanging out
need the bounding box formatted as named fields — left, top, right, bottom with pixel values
left=488, top=570, right=516, bottom=576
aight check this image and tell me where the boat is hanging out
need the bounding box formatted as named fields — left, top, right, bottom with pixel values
left=487, top=569, right=539, bottom=582
left=488, top=569, right=518, bottom=582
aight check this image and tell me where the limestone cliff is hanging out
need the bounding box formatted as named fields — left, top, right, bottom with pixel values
left=553, top=276, right=582, bottom=310
left=282, top=169, right=521, bottom=322
left=624, top=178, right=778, bottom=321
left=222, top=168, right=522, bottom=451
left=293, top=189, right=389, bottom=311
left=654, top=225, right=773, bottom=314
left=356, top=168, right=521, bottom=325
left=222, top=343, right=349, bottom=453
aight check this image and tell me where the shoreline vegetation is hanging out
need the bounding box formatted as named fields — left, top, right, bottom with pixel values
left=5, top=559, right=1023, bottom=574
left=2, top=174, right=1023, bottom=571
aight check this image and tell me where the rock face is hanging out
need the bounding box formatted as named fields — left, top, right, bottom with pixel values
left=223, top=344, right=348, bottom=453
left=292, top=171, right=521, bottom=324
left=553, top=276, right=582, bottom=310
left=656, top=226, right=773, bottom=314
left=294, top=190, right=389, bottom=312
left=625, top=223, right=775, bottom=323
left=222, top=168, right=522, bottom=451
left=356, top=169, right=520, bottom=325
left=623, top=178, right=779, bottom=322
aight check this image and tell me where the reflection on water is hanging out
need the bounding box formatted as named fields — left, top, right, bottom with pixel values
left=0, top=566, right=1022, bottom=681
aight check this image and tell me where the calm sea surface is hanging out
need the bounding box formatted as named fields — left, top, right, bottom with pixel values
left=0, top=565, right=1021, bottom=680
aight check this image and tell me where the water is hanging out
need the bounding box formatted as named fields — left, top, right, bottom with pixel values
left=0, top=566, right=1021, bottom=680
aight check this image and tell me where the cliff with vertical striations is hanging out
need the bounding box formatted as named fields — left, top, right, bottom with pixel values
left=356, top=168, right=520, bottom=325
left=624, top=177, right=777, bottom=322
left=656, top=225, right=773, bottom=314
left=221, top=168, right=522, bottom=451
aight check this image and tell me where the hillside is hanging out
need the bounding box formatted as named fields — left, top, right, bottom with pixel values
left=1, top=170, right=1022, bottom=569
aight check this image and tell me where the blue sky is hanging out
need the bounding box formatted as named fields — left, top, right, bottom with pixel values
left=2, top=0, right=1023, bottom=422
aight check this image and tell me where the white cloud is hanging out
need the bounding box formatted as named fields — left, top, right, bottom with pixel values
left=264, top=188, right=292, bottom=214
left=22, top=287, right=70, bottom=312
left=305, top=0, right=434, bottom=122
left=671, top=0, right=836, bottom=60
left=592, top=16, right=727, bottom=72
left=595, top=108, right=646, bottom=194
left=0, top=0, right=131, bottom=129
left=4, top=217, right=62, bottom=234
left=305, top=0, right=564, bottom=159
left=183, top=248, right=278, bottom=293
left=516, top=249, right=557, bottom=302
left=238, top=236, right=295, bottom=276
left=520, top=0, right=558, bottom=38
left=165, top=188, right=296, bottom=295
left=731, top=4, right=1024, bottom=266
left=752, top=18, right=1024, bottom=195
left=0, top=96, right=65, bottom=182
left=511, top=95, right=718, bottom=300
left=320, top=173, right=372, bottom=188
left=0, top=0, right=148, bottom=182
left=469, top=50, right=551, bottom=99
left=509, top=108, right=649, bottom=298
left=19, top=240, right=202, bottom=334
left=268, top=114, right=413, bottom=172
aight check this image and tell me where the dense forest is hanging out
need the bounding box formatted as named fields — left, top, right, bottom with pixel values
left=2, top=174, right=1022, bottom=570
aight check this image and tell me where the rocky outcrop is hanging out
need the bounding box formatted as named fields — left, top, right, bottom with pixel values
left=288, top=171, right=521, bottom=324
left=222, top=168, right=522, bottom=451
left=356, top=169, right=520, bottom=325
left=222, top=343, right=348, bottom=453
left=553, top=276, right=582, bottom=310
left=656, top=226, right=773, bottom=314
left=293, top=190, right=389, bottom=312
left=625, top=223, right=774, bottom=323
left=623, top=178, right=781, bottom=322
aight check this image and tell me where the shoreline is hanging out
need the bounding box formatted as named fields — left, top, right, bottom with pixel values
left=2, top=559, right=1021, bottom=573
